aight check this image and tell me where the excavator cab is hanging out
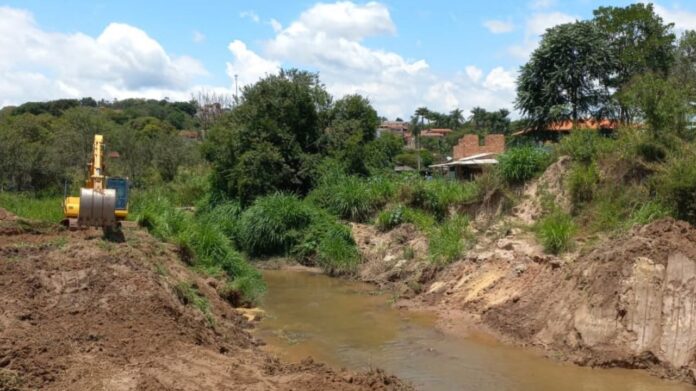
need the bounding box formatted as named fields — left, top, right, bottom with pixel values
left=62, top=135, right=129, bottom=231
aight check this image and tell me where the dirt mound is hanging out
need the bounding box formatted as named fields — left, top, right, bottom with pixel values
left=475, top=218, right=696, bottom=382
left=351, top=223, right=437, bottom=297
left=0, top=208, right=16, bottom=221
left=0, top=219, right=411, bottom=390
left=513, top=155, right=572, bottom=224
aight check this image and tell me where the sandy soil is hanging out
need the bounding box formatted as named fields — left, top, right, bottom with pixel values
left=0, top=209, right=411, bottom=391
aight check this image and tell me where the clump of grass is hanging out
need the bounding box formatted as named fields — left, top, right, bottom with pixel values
left=567, top=162, right=599, bottom=210
left=535, top=210, right=575, bottom=254
left=498, top=146, right=550, bottom=185
left=236, top=194, right=313, bottom=256
left=375, top=204, right=404, bottom=232
left=428, top=214, right=470, bottom=265
left=0, top=193, right=63, bottom=222
left=558, top=131, right=613, bottom=164
left=654, top=153, right=696, bottom=225
left=629, top=201, right=671, bottom=226
left=315, top=224, right=360, bottom=275
left=402, top=207, right=437, bottom=232
left=398, top=178, right=478, bottom=220
left=174, top=282, right=213, bottom=325
left=308, top=175, right=393, bottom=222
left=133, top=190, right=265, bottom=305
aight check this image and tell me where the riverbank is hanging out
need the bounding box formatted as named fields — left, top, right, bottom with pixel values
left=0, top=209, right=411, bottom=390
left=350, top=207, right=696, bottom=385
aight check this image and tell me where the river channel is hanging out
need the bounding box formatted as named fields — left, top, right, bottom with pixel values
left=257, top=269, right=694, bottom=391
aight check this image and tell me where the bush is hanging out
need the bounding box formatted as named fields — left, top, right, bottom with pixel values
left=558, top=131, right=612, bottom=164
left=630, top=201, right=671, bottom=226
left=428, top=215, right=470, bottom=264
left=376, top=204, right=405, bottom=232
left=567, top=163, right=599, bottom=209
left=236, top=194, right=313, bottom=256
left=394, top=150, right=434, bottom=169
left=498, top=146, right=550, bottom=184
left=654, top=154, right=696, bottom=224
left=535, top=210, right=575, bottom=254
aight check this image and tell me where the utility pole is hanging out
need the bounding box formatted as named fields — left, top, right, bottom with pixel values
left=417, top=114, right=423, bottom=173
left=234, top=74, right=239, bottom=106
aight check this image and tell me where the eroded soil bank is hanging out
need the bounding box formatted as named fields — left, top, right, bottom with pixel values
left=351, top=161, right=696, bottom=386
left=0, top=209, right=409, bottom=390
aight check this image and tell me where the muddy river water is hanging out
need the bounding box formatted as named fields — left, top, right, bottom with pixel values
left=257, top=269, right=694, bottom=391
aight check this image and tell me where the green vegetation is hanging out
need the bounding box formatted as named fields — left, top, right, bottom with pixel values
left=0, top=193, right=63, bottom=222
left=567, top=163, right=599, bottom=209
left=133, top=191, right=264, bottom=305
left=535, top=210, right=576, bottom=254
left=498, top=146, right=550, bottom=185
left=428, top=215, right=471, bottom=264
left=173, top=282, right=213, bottom=324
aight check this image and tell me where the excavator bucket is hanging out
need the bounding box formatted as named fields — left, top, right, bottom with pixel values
left=78, top=188, right=117, bottom=228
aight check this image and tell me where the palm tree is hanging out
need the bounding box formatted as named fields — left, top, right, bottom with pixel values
left=449, top=108, right=464, bottom=129
left=413, top=107, right=429, bottom=172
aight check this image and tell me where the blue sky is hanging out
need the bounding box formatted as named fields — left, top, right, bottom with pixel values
left=1, top=1, right=695, bottom=118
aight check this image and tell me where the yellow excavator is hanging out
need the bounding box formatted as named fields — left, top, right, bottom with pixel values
left=62, top=135, right=129, bottom=231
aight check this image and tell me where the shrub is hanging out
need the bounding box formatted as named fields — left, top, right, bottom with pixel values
left=535, top=210, right=575, bottom=254
left=197, top=201, right=242, bottom=238
left=558, top=131, right=612, bottom=164
left=402, top=207, right=437, bottom=232
left=654, top=154, right=696, bottom=224
left=376, top=204, right=405, bottom=232
left=567, top=163, right=599, bottom=210
left=236, top=194, right=313, bottom=256
left=498, top=146, right=550, bottom=184
left=428, top=215, right=470, bottom=264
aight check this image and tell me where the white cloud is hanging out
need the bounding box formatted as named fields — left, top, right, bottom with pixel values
left=654, top=4, right=696, bottom=31
left=269, top=18, right=283, bottom=33
left=222, top=2, right=516, bottom=118
left=507, top=11, right=576, bottom=60
left=483, top=19, right=514, bottom=34
left=239, top=10, right=260, bottom=23
left=0, top=7, right=208, bottom=106
left=465, top=66, right=483, bottom=82
left=225, top=40, right=280, bottom=88
left=192, top=30, right=205, bottom=43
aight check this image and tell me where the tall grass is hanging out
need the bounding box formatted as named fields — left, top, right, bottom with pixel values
left=133, top=190, right=265, bottom=305
left=428, top=215, right=470, bottom=265
left=0, top=193, right=63, bottom=222
left=567, top=162, right=599, bottom=210
left=535, top=210, right=575, bottom=254
left=398, top=178, right=478, bottom=220
left=236, top=194, right=313, bottom=256
left=498, top=146, right=550, bottom=185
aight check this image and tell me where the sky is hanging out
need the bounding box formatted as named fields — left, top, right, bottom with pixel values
left=1, top=0, right=696, bottom=119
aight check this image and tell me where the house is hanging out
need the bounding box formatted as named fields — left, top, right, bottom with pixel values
left=512, top=119, right=619, bottom=140
left=404, top=128, right=453, bottom=148
left=430, top=134, right=505, bottom=180
left=377, top=121, right=409, bottom=139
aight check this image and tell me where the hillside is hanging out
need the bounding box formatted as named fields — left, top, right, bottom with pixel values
left=0, top=210, right=410, bottom=391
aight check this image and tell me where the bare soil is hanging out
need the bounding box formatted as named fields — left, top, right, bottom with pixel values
left=0, top=209, right=411, bottom=391
left=351, top=160, right=696, bottom=386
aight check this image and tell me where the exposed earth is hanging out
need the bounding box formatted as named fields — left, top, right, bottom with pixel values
left=351, top=158, right=696, bottom=385
left=0, top=209, right=410, bottom=391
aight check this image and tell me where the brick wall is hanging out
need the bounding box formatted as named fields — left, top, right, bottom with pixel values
left=453, top=134, right=505, bottom=160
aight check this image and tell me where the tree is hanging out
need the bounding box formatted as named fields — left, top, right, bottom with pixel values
left=448, top=108, right=464, bottom=129
left=620, top=73, right=690, bottom=136
left=593, top=3, right=676, bottom=123
left=204, top=70, right=328, bottom=204
left=516, top=21, right=615, bottom=128
left=673, top=30, right=696, bottom=100
left=324, top=94, right=379, bottom=150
